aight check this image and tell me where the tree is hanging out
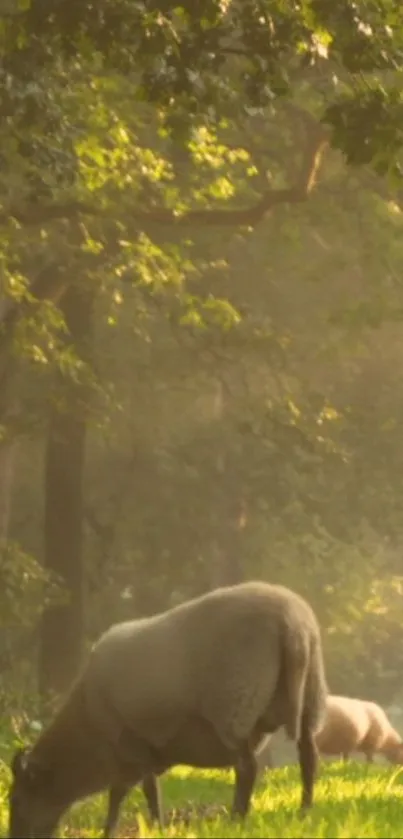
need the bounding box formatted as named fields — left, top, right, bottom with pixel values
left=39, top=281, right=94, bottom=696
left=1, top=0, right=403, bottom=697
left=1, top=0, right=403, bottom=338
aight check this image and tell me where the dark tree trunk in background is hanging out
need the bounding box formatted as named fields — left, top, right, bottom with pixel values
left=0, top=440, right=17, bottom=541
left=39, top=283, right=93, bottom=699
left=0, top=295, right=19, bottom=542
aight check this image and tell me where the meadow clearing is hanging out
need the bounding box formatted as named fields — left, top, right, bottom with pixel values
left=1, top=754, right=402, bottom=839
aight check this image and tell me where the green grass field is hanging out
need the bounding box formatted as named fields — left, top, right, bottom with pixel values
left=1, top=758, right=403, bottom=838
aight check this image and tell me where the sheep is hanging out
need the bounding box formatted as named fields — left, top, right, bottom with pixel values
left=8, top=580, right=328, bottom=838
left=314, top=694, right=403, bottom=764
left=255, top=695, right=403, bottom=770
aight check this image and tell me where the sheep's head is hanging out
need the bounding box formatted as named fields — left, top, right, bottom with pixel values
left=8, top=748, right=65, bottom=838
left=384, top=741, right=403, bottom=765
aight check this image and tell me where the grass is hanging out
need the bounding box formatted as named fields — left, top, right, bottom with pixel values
left=1, top=758, right=403, bottom=838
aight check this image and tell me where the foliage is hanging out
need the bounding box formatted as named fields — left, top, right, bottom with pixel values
left=3, top=0, right=403, bottom=159
left=1, top=0, right=403, bottom=400
left=0, top=539, right=64, bottom=714
left=0, top=539, right=57, bottom=627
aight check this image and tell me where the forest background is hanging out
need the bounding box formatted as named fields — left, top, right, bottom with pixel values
left=1, top=0, right=403, bottom=740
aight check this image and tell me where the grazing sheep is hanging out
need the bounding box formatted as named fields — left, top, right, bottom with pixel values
left=8, top=580, right=328, bottom=838
left=314, top=695, right=403, bottom=764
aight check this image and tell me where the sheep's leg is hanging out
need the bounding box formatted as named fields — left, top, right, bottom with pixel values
left=142, top=773, right=165, bottom=827
left=103, top=783, right=131, bottom=838
left=297, top=711, right=319, bottom=811
left=365, top=751, right=374, bottom=763
left=103, top=774, right=163, bottom=838
left=342, top=752, right=350, bottom=762
left=231, top=742, right=258, bottom=820
left=107, top=731, right=165, bottom=836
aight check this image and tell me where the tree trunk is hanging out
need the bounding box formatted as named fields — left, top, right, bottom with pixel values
left=0, top=295, right=19, bottom=542
left=38, top=282, right=93, bottom=699
left=0, top=439, right=17, bottom=541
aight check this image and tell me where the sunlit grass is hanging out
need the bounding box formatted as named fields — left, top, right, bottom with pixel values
left=1, top=755, right=403, bottom=838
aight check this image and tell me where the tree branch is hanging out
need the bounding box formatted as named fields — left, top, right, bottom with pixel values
left=0, top=131, right=327, bottom=231
left=0, top=130, right=328, bottom=416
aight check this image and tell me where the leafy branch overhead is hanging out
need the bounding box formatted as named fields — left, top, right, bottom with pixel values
left=0, top=0, right=402, bottom=223
left=1, top=124, right=328, bottom=229
left=0, top=0, right=402, bottom=382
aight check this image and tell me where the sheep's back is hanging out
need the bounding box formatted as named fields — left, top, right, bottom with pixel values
left=84, top=612, right=189, bottom=747
left=84, top=580, right=322, bottom=752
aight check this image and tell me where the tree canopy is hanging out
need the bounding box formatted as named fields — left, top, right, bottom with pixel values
left=1, top=0, right=403, bottom=707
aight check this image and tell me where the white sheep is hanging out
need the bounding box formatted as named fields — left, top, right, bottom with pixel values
left=315, top=694, right=403, bottom=763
